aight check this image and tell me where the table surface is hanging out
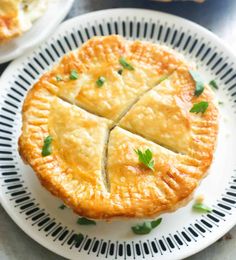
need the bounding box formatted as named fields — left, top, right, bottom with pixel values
left=0, top=0, right=236, bottom=259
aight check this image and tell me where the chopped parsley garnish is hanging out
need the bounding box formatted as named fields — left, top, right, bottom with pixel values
left=59, top=204, right=66, bottom=210
left=119, top=57, right=134, bottom=71
left=96, top=76, right=106, bottom=87
left=56, top=75, right=62, bottom=81
left=131, top=218, right=162, bottom=235
left=134, top=148, right=155, bottom=171
left=69, top=70, right=79, bottom=80
left=42, top=135, right=52, bottom=157
left=77, top=217, right=96, bottom=225
left=74, top=233, right=84, bottom=244
left=218, top=101, right=224, bottom=105
left=190, top=101, right=209, bottom=114
left=193, top=202, right=212, bottom=213
left=157, top=74, right=168, bottom=84
left=189, top=70, right=205, bottom=97
left=209, top=80, right=218, bottom=90
left=118, top=69, right=123, bottom=75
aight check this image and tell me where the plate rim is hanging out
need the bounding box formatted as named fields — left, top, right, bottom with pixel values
left=0, top=8, right=236, bottom=260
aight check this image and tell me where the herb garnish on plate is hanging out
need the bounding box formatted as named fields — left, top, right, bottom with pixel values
left=190, top=101, right=209, bottom=114
left=119, top=57, right=134, bottom=71
left=132, top=218, right=162, bottom=235
left=69, top=70, right=79, bottom=80
left=96, top=76, right=106, bottom=87
left=134, top=148, right=155, bottom=171
left=77, top=217, right=96, bottom=225
left=189, top=70, right=205, bottom=97
left=42, top=135, right=53, bottom=157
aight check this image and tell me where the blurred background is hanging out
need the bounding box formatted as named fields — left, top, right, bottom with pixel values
left=68, top=0, right=236, bottom=46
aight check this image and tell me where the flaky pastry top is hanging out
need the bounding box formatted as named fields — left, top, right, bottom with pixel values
left=19, top=35, right=218, bottom=219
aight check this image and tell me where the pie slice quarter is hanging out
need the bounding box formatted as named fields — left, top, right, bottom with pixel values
left=48, top=98, right=112, bottom=189
left=19, top=88, right=113, bottom=217
left=107, top=127, right=199, bottom=218
left=119, top=66, right=218, bottom=161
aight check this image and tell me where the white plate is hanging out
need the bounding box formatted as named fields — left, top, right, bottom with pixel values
left=0, top=0, right=74, bottom=64
left=0, top=8, right=236, bottom=260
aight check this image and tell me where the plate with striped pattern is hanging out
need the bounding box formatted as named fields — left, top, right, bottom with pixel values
left=0, top=9, right=236, bottom=260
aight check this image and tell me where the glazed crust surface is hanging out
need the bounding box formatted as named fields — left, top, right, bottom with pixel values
left=19, top=35, right=218, bottom=219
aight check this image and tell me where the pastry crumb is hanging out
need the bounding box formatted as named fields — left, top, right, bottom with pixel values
left=195, top=194, right=204, bottom=203
left=217, top=232, right=232, bottom=242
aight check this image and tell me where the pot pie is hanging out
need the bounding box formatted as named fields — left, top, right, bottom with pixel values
left=19, top=35, right=218, bottom=219
left=0, top=0, right=48, bottom=42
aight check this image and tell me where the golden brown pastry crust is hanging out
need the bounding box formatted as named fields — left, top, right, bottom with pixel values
left=19, top=35, right=218, bottom=219
left=43, top=35, right=186, bottom=120
left=107, top=127, right=199, bottom=218
left=119, top=66, right=218, bottom=161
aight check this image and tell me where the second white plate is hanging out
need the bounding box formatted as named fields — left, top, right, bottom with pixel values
left=0, top=0, right=74, bottom=64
